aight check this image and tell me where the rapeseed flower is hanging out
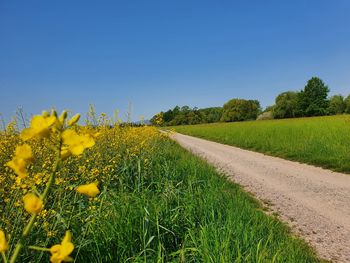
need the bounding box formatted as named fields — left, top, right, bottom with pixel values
left=15, top=144, right=34, bottom=162
left=23, top=193, right=43, bottom=214
left=20, top=115, right=57, bottom=141
left=6, top=144, right=34, bottom=178
left=6, top=157, right=28, bottom=178
left=76, top=182, right=100, bottom=197
left=50, top=231, right=74, bottom=263
left=61, top=130, right=95, bottom=158
left=0, top=230, right=8, bottom=252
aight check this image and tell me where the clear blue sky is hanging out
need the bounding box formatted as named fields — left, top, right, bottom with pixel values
left=1, top=0, right=350, bottom=122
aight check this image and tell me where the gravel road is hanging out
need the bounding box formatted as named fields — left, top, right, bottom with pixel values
left=171, top=133, right=350, bottom=263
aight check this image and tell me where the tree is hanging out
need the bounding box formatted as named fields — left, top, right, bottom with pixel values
left=272, top=91, right=299, bottom=119
left=220, top=99, right=260, bottom=122
left=297, top=77, right=329, bottom=116
left=328, top=95, right=345, bottom=115
left=198, top=107, right=223, bottom=123
left=150, top=112, right=164, bottom=126
left=344, top=95, right=350, bottom=114
left=163, top=109, right=174, bottom=123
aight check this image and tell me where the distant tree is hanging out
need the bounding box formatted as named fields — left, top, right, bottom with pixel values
left=344, top=95, right=350, bottom=114
left=221, top=99, right=260, bottom=122
left=328, top=95, right=345, bottom=115
left=163, top=109, right=174, bottom=123
left=198, top=107, right=223, bottom=123
left=150, top=112, right=164, bottom=126
left=272, top=91, right=299, bottom=119
left=297, top=77, right=329, bottom=116
left=187, top=111, right=201, bottom=125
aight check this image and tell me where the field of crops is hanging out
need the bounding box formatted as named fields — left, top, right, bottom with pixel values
left=173, top=115, right=350, bottom=173
left=0, top=110, right=322, bottom=262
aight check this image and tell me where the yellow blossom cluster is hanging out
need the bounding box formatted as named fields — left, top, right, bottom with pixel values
left=0, top=108, right=164, bottom=262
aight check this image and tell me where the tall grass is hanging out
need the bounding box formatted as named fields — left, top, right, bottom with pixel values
left=74, top=139, right=320, bottom=262
left=173, top=115, right=350, bottom=173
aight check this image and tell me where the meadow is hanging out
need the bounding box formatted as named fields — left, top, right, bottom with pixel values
left=0, top=110, right=322, bottom=262
left=172, top=115, right=350, bottom=173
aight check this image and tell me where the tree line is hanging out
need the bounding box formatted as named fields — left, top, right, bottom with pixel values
left=151, top=77, right=350, bottom=126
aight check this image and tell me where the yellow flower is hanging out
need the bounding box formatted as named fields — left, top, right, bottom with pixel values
left=6, top=157, right=28, bottom=178
left=23, top=193, right=43, bottom=214
left=76, top=182, right=100, bottom=197
left=61, top=130, right=95, bottom=157
left=6, top=144, right=33, bottom=178
left=50, top=231, right=74, bottom=263
left=20, top=115, right=57, bottom=141
left=15, top=144, right=34, bottom=162
left=0, top=230, right=8, bottom=252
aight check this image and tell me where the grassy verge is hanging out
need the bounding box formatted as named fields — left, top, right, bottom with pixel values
left=172, top=115, right=350, bottom=173
left=1, top=127, right=322, bottom=262
left=75, top=138, right=320, bottom=262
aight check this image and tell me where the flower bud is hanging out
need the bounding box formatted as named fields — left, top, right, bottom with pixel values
left=51, top=109, right=58, bottom=117
left=42, top=111, right=50, bottom=117
left=67, top=114, right=81, bottom=126
left=59, top=110, right=68, bottom=124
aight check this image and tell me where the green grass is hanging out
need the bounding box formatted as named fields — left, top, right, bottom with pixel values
left=172, top=115, right=350, bottom=173
left=7, top=136, right=322, bottom=262
left=74, top=139, right=320, bottom=262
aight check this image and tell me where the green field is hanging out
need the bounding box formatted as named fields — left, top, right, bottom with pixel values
left=172, top=115, right=350, bottom=173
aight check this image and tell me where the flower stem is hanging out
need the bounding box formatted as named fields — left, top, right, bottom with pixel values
left=2, top=251, right=8, bottom=263
left=28, top=246, right=51, bottom=252
left=9, top=136, right=62, bottom=263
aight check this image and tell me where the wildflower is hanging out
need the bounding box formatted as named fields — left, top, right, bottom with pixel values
left=20, top=114, right=57, bottom=141
left=6, top=157, right=28, bottom=178
left=61, top=130, right=95, bottom=158
left=76, top=182, right=100, bottom=197
left=15, top=144, right=34, bottom=162
left=50, top=231, right=74, bottom=263
left=0, top=230, right=8, bottom=252
left=67, top=114, right=80, bottom=126
left=23, top=193, right=43, bottom=214
left=6, top=144, right=34, bottom=178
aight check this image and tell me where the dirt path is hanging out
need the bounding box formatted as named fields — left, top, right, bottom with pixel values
left=171, top=133, right=350, bottom=263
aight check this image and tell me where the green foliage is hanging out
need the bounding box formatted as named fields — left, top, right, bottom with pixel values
left=328, top=95, right=346, bottom=115
left=297, top=77, right=330, bottom=117
left=221, top=99, right=261, bottom=122
left=173, top=115, right=350, bottom=173
left=150, top=112, right=164, bottom=126
left=272, top=91, right=299, bottom=119
left=152, top=106, right=223, bottom=126
left=263, top=105, right=275, bottom=113
left=344, top=95, right=350, bottom=114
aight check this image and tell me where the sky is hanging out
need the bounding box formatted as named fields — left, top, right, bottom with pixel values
left=1, top=0, right=350, bottom=123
